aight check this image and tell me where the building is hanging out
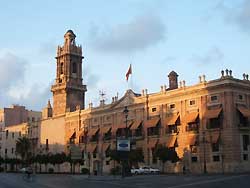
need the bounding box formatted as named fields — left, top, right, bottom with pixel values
left=0, top=105, right=41, bottom=167
left=1, top=30, right=250, bottom=174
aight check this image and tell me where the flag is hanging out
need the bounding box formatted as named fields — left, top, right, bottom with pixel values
left=126, top=64, right=132, bottom=81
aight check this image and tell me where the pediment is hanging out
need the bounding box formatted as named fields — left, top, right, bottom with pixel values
left=111, top=89, right=140, bottom=109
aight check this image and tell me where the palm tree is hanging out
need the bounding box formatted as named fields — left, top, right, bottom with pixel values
left=16, top=137, right=31, bottom=165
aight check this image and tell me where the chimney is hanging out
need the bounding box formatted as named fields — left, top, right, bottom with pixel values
left=168, top=71, right=178, bottom=90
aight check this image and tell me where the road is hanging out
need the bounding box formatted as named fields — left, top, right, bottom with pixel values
left=0, top=173, right=249, bottom=188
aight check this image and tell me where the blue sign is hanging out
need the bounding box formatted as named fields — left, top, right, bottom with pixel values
left=117, top=139, right=130, bottom=151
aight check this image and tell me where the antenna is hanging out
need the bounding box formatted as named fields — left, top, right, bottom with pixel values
left=99, top=90, right=106, bottom=101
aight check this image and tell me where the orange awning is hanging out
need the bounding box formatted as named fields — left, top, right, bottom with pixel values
left=211, top=132, right=220, bottom=144
left=144, top=118, right=160, bottom=128
left=70, top=131, right=76, bottom=139
left=165, top=115, right=179, bottom=125
left=103, top=143, right=111, bottom=151
left=87, top=144, right=97, bottom=153
left=130, top=120, right=142, bottom=130
left=79, top=130, right=87, bottom=137
left=185, top=112, right=199, bottom=123
left=88, top=128, right=99, bottom=136
left=166, top=136, right=176, bottom=148
left=188, top=135, right=197, bottom=146
left=204, top=108, right=222, bottom=119
left=238, top=107, right=250, bottom=117
left=148, top=139, right=158, bottom=148
left=100, top=127, right=111, bottom=134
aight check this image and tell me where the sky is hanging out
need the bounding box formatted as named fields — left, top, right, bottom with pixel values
left=0, top=0, right=250, bottom=111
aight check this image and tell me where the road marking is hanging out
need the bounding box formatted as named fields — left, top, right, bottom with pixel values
left=166, top=174, right=248, bottom=188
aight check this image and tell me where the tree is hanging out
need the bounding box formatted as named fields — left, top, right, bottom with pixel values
left=15, top=137, right=31, bottom=165
left=128, top=149, right=144, bottom=167
left=155, top=145, right=179, bottom=173
left=35, top=154, right=43, bottom=173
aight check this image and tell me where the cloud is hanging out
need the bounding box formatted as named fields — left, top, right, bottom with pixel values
left=216, top=0, right=250, bottom=33
left=90, top=14, right=166, bottom=54
left=83, top=65, right=100, bottom=90
left=0, top=52, right=51, bottom=110
left=16, top=83, right=52, bottom=110
left=0, top=53, right=27, bottom=90
left=39, top=41, right=57, bottom=57
left=190, top=47, right=224, bottom=65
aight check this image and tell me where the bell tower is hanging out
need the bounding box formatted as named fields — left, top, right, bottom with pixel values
left=51, top=30, right=87, bottom=116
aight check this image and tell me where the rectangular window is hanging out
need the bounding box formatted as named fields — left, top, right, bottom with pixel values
left=19, top=132, right=21, bottom=137
left=208, top=118, right=221, bottom=129
left=189, top=100, right=195, bottom=106
left=243, top=135, right=249, bottom=151
left=46, top=139, right=49, bottom=150
left=191, top=156, right=198, bottom=162
left=211, top=96, right=218, bottom=101
left=243, top=154, right=248, bottom=161
left=93, top=153, right=97, bottom=158
left=72, top=62, right=77, bottom=73
left=213, top=155, right=220, bottom=162
left=152, top=107, right=157, bottom=112
left=239, top=95, right=243, bottom=100
left=6, top=130, right=8, bottom=139
left=170, top=104, right=175, bottom=109
left=106, top=161, right=110, bottom=165
left=11, top=148, right=14, bottom=154
left=212, top=143, right=219, bottom=152
left=12, top=132, right=14, bottom=138
left=5, top=148, right=7, bottom=154
left=60, top=62, right=63, bottom=74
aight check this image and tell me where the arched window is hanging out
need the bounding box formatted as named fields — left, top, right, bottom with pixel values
left=60, top=63, right=63, bottom=74
left=72, top=62, right=77, bottom=73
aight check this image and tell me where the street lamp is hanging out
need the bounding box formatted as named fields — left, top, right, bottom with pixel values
left=202, top=131, right=207, bottom=174
left=121, top=106, right=129, bottom=178
left=123, top=106, right=129, bottom=138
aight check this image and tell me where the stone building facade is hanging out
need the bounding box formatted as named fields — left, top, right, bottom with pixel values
left=1, top=30, right=250, bottom=174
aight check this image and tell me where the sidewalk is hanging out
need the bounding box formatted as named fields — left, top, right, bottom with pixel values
left=71, top=174, right=125, bottom=181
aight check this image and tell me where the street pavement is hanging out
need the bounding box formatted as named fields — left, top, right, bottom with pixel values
left=0, top=173, right=249, bottom=188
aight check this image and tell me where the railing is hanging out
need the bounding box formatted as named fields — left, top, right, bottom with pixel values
left=238, top=123, right=250, bottom=129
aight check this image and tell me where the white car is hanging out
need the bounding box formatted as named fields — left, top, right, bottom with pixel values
left=19, top=167, right=33, bottom=173
left=149, top=167, right=160, bottom=174
left=131, top=166, right=160, bottom=175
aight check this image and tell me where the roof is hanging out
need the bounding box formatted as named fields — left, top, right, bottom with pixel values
left=168, top=71, right=178, bottom=76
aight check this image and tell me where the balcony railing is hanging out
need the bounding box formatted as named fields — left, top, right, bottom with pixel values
left=238, top=123, right=250, bottom=129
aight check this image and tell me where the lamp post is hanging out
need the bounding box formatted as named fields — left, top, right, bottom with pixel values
left=202, top=131, right=207, bottom=174
left=122, top=106, right=129, bottom=177
left=123, top=106, right=129, bottom=138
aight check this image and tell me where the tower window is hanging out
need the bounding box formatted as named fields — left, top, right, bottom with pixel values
left=190, top=100, right=196, bottom=106
left=60, top=63, right=63, bottom=74
left=170, top=104, right=175, bottom=109
left=72, top=62, right=77, bottom=73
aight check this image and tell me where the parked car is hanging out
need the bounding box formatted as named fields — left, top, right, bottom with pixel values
left=131, top=166, right=160, bottom=175
left=149, top=167, right=160, bottom=174
left=19, top=167, right=33, bottom=174
left=131, top=167, right=139, bottom=175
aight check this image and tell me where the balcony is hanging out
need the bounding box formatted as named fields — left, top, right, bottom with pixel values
left=238, top=123, right=250, bottom=130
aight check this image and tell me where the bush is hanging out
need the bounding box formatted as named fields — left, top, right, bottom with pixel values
left=0, top=167, right=4, bottom=172
left=110, top=166, right=121, bottom=175
left=48, top=168, right=54, bottom=173
left=81, top=168, right=89, bottom=174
